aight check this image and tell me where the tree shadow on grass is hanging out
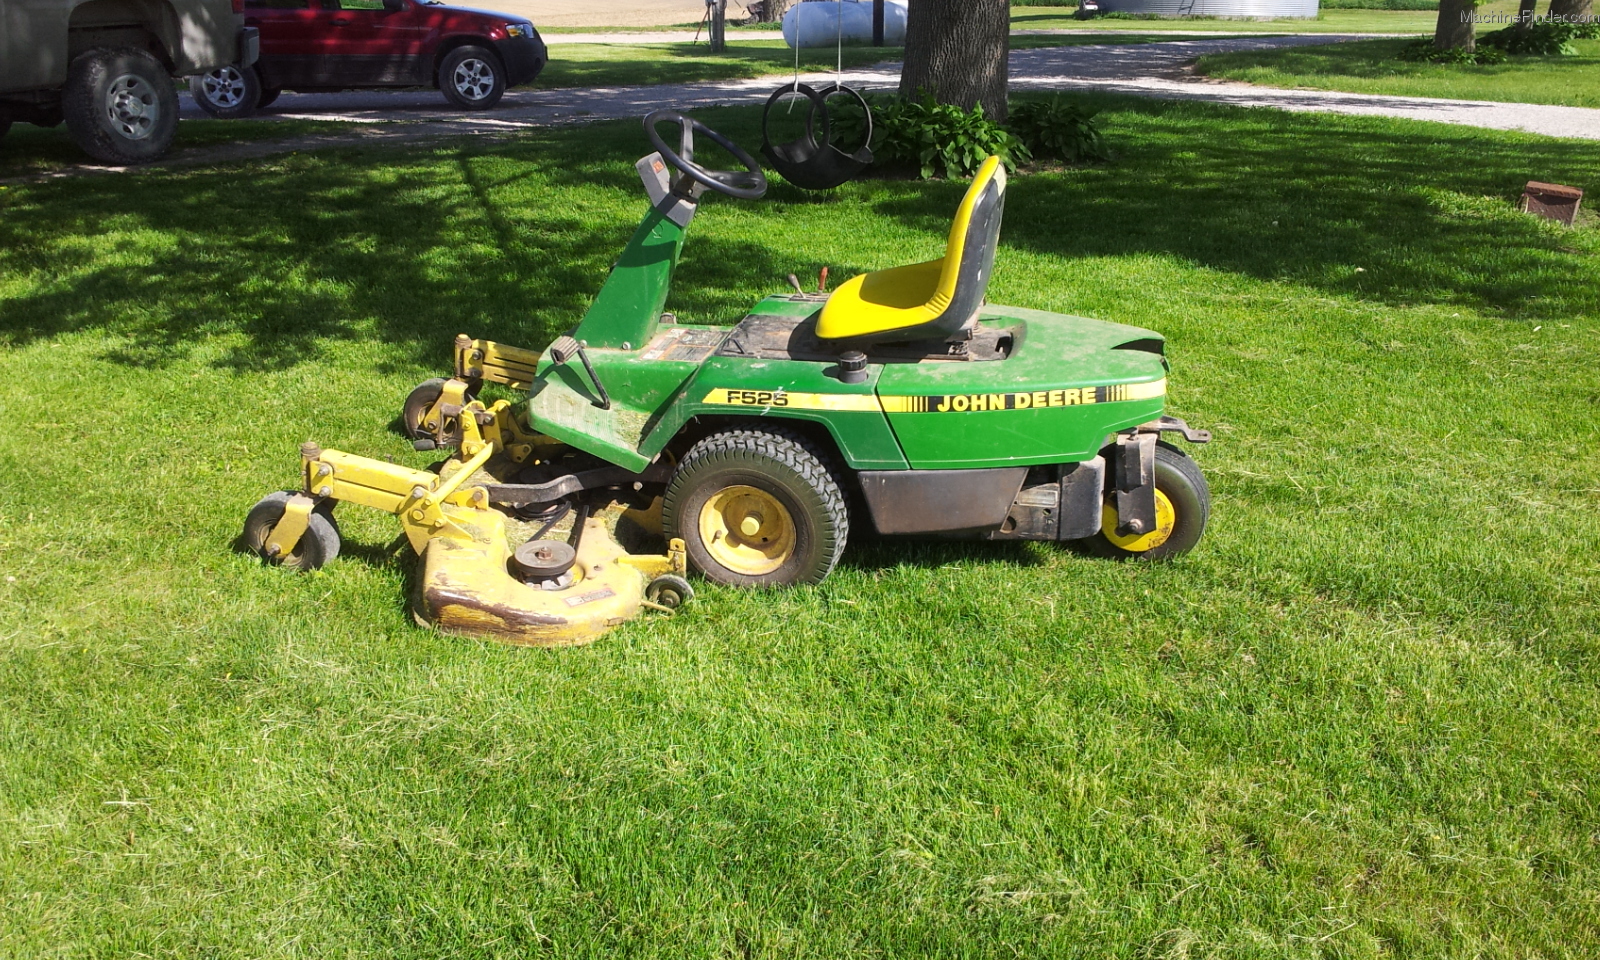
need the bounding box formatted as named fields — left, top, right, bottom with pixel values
left=867, top=95, right=1600, bottom=322
left=0, top=122, right=792, bottom=373
left=1, top=99, right=1596, bottom=379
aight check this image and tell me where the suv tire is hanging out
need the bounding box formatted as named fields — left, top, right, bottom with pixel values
left=438, top=45, right=505, bottom=110
left=0, top=120, right=10, bottom=142
left=62, top=47, right=178, bottom=164
left=190, top=64, right=261, bottom=119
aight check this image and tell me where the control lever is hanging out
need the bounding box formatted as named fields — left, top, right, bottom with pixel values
left=547, top=335, right=612, bottom=410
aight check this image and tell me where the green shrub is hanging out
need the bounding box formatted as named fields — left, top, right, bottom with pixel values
left=1006, top=96, right=1111, bottom=164
left=1396, top=39, right=1509, bottom=63
left=847, top=95, right=1030, bottom=180
left=1482, top=20, right=1600, bottom=55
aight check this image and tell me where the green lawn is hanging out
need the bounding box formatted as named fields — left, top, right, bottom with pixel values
left=3, top=99, right=1599, bottom=957
left=0, top=117, right=343, bottom=180
left=1011, top=3, right=1456, bottom=32
left=1198, top=36, right=1600, bottom=107
left=533, top=34, right=1235, bottom=90
left=536, top=40, right=902, bottom=88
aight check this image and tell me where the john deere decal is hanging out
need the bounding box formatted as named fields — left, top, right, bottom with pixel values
left=702, top=379, right=1165, bottom=414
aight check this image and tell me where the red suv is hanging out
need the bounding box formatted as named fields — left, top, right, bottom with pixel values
left=191, top=0, right=545, bottom=116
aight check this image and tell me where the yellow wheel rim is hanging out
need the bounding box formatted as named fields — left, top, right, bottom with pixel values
left=699, top=485, right=796, bottom=576
left=1101, top=489, right=1177, bottom=553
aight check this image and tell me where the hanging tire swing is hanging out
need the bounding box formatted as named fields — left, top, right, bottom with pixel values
left=760, top=1, right=875, bottom=192
left=760, top=82, right=873, bottom=191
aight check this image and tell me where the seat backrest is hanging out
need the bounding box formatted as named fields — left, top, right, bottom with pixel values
left=925, top=155, right=1007, bottom=337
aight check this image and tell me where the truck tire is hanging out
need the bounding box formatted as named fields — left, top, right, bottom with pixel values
left=438, top=46, right=505, bottom=110
left=190, top=64, right=261, bottom=119
left=62, top=47, right=178, bottom=164
left=662, top=426, right=849, bottom=588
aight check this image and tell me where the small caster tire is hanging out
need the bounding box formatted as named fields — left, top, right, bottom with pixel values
left=241, top=491, right=342, bottom=572
left=646, top=574, right=694, bottom=610
left=402, top=377, right=477, bottom=444
left=1083, top=441, right=1209, bottom=561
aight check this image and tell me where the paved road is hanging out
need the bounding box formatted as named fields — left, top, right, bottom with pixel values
left=192, top=35, right=1599, bottom=143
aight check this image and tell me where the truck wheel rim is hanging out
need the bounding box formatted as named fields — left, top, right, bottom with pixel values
left=700, top=485, right=796, bottom=576
left=452, top=59, right=495, bottom=100
left=1101, top=489, right=1176, bottom=553
left=105, top=74, right=159, bottom=140
left=202, top=67, right=247, bottom=108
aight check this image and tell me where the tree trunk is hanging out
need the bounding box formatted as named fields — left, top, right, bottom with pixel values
left=1433, top=0, right=1476, bottom=50
left=1516, top=0, right=1538, bottom=27
left=899, top=0, right=1010, bottom=122
left=1548, top=0, right=1593, bottom=21
left=757, top=0, right=795, bottom=23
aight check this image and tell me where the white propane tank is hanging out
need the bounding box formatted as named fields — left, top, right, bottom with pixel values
left=781, top=0, right=908, bottom=49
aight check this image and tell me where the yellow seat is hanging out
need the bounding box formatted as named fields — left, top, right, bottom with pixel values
left=817, top=155, right=1007, bottom=344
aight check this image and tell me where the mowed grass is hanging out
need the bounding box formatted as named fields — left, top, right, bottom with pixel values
left=2, top=100, right=1599, bottom=957
left=535, top=40, right=904, bottom=88
left=1010, top=2, right=1460, bottom=32
left=1198, top=36, right=1600, bottom=106
left=0, top=117, right=345, bottom=180
left=532, top=34, right=1218, bottom=90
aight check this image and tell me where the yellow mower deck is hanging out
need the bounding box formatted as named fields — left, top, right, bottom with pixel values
left=248, top=393, right=687, bottom=647
left=418, top=501, right=684, bottom=647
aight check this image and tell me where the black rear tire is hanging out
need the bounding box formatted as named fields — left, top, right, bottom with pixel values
left=189, top=64, right=262, bottom=119
left=62, top=47, right=178, bottom=164
left=0, top=121, right=10, bottom=142
left=663, top=426, right=849, bottom=588
left=438, top=46, right=506, bottom=110
left=241, top=492, right=342, bottom=572
left=1083, top=441, right=1209, bottom=560
left=257, top=87, right=282, bottom=109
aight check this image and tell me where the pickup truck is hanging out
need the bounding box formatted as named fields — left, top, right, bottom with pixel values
left=0, top=0, right=259, bottom=163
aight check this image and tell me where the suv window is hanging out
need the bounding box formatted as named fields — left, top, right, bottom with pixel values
left=246, top=0, right=310, bottom=7
left=322, top=0, right=389, bottom=8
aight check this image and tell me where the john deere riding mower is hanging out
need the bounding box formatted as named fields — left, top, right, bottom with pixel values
left=243, top=109, right=1211, bottom=646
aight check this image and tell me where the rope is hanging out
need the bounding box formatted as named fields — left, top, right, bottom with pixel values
left=792, top=6, right=801, bottom=93
left=836, top=0, right=844, bottom=82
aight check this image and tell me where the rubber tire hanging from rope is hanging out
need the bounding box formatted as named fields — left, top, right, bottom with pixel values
left=760, top=1, right=874, bottom=191
left=759, top=82, right=873, bottom=191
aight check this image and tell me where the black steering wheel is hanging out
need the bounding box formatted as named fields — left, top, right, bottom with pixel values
left=645, top=109, right=768, bottom=201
